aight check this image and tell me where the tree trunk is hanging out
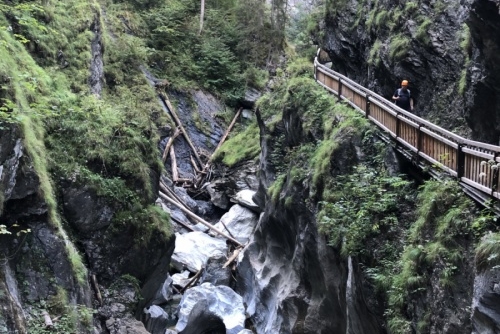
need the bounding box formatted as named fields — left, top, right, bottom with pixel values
left=199, top=0, right=205, bottom=35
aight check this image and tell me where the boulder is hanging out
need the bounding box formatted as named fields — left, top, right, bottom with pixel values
left=212, top=205, right=258, bottom=244
left=241, top=87, right=262, bottom=108
left=173, top=187, right=199, bottom=211
left=172, top=271, right=191, bottom=289
left=151, top=275, right=173, bottom=305
left=144, top=305, right=170, bottom=334
left=472, top=267, right=500, bottom=333
left=176, top=283, right=246, bottom=334
left=200, top=253, right=231, bottom=286
left=231, top=189, right=260, bottom=212
left=207, top=181, right=230, bottom=209
left=171, top=232, right=227, bottom=272
left=242, top=109, right=254, bottom=119
left=105, top=316, right=150, bottom=334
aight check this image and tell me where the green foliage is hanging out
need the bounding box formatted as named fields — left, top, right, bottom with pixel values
left=0, top=0, right=174, bottom=289
left=318, top=165, right=411, bottom=256
left=476, top=233, right=500, bottom=271
left=416, top=18, right=431, bottom=44
left=375, top=10, right=389, bottom=28
left=458, top=24, right=471, bottom=95
left=27, top=287, right=94, bottom=333
left=368, top=40, right=382, bottom=66
left=243, top=67, right=269, bottom=90
left=382, top=180, right=475, bottom=330
left=268, top=174, right=286, bottom=203
left=287, top=4, right=321, bottom=58
left=325, top=0, right=349, bottom=17
left=141, top=0, right=282, bottom=101
left=404, top=2, right=418, bottom=11
left=459, top=24, right=471, bottom=54
left=212, top=122, right=260, bottom=166
left=389, top=34, right=410, bottom=60
left=113, top=205, right=172, bottom=247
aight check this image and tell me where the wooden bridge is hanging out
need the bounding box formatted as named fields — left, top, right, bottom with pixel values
left=314, top=55, right=500, bottom=210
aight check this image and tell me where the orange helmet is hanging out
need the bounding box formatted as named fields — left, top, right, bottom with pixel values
left=401, top=80, right=409, bottom=86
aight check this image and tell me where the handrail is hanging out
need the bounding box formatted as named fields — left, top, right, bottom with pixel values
left=314, top=56, right=500, bottom=202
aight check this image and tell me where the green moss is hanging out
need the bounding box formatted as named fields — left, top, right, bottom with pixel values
left=268, top=174, right=286, bottom=203
left=389, top=34, right=410, bottom=60
left=368, top=40, right=382, bottom=66
left=476, top=233, right=500, bottom=271
left=375, top=10, right=389, bottom=28
left=318, top=164, right=411, bottom=256
left=212, top=122, right=260, bottom=167
left=383, top=180, right=475, bottom=329
left=113, top=205, right=172, bottom=247
left=459, top=24, right=471, bottom=53
left=416, top=18, right=431, bottom=44
left=404, top=2, right=418, bottom=11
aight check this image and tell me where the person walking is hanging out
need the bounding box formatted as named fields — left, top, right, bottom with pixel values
left=392, top=80, right=414, bottom=113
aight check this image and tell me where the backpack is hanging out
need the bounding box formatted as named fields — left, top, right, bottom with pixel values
left=397, top=88, right=411, bottom=99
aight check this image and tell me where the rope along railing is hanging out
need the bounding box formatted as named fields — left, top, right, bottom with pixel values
left=314, top=57, right=500, bottom=201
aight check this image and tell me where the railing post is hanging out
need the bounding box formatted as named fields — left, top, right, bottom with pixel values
left=491, top=153, right=499, bottom=196
left=365, top=95, right=370, bottom=119
left=415, top=124, right=423, bottom=165
left=338, top=78, right=342, bottom=100
left=396, top=112, right=400, bottom=139
left=457, top=144, right=465, bottom=179
left=314, top=59, right=317, bottom=82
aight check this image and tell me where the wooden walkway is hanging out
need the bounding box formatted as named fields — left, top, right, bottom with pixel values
left=314, top=55, right=500, bottom=209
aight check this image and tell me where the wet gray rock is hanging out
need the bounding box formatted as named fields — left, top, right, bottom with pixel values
left=242, top=87, right=262, bottom=108
left=171, top=232, right=227, bottom=272
left=207, top=180, right=230, bottom=209
left=62, top=185, right=114, bottom=235
left=212, top=204, right=258, bottom=244
left=172, top=271, right=191, bottom=289
left=105, top=316, right=150, bottom=334
left=175, top=283, right=246, bottom=334
left=200, top=253, right=231, bottom=286
left=231, top=189, right=260, bottom=212
left=174, top=187, right=198, bottom=210
left=151, top=275, right=173, bottom=305
left=236, top=103, right=384, bottom=333
left=144, top=305, right=170, bottom=334
left=242, top=109, right=254, bottom=119
left=472, top=267, right=500, bottom=333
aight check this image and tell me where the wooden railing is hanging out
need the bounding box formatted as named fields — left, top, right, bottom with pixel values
left=314, top=57, right=500, bottom=201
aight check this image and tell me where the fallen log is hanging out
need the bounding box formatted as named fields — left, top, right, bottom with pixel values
left=162, top=126, right=181, bottom=162
left=42, top=311, right=53, bottom=328
left=180, top=268, right=204, bottom=293
left=171, top=215, right=195, bottom=232
left=209, top=107, right=242, bottom=164
left=170, top=146, right=179, bottom=182
left=191, top=155, right=202, bottom=174
left=160, top=182, right=188, bottom=209
left=223, top=247, right=242, bottom=268
left=159, top=192, right=243, bottom=247
left=160, top=93, right=204, bottom=169
left=91, top=274, right=103, bottom=306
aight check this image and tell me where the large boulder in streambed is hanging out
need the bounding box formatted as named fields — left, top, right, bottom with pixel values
left=176, top=283, right=246, bottom=334
left=171, top=232, right=227, bottom=272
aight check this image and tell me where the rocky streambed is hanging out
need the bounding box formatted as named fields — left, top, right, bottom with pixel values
left=135, top=86, right=262, bottom=334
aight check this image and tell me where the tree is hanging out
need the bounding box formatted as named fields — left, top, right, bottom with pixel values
left=199, top=0, right=205, bottom=34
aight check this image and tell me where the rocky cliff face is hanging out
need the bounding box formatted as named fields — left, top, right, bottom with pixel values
left=316, top=0, right=500, bottom=332
left=319, top=0, right=500, bottom=143
left=235, top=95, right=386, bottom=333
left=0, top=124, right=91, bottom=333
